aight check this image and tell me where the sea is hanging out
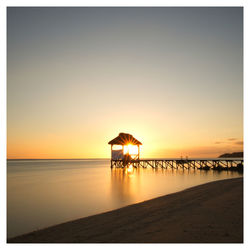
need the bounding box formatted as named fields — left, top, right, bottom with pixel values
left=7, top=159, right=243, bottom=238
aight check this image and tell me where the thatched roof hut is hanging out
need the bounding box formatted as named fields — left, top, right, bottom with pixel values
left=108, top=133, right=142, bottom=161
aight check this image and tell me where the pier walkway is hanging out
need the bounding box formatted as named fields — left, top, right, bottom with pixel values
left=111, top=158, right=243, bottom=171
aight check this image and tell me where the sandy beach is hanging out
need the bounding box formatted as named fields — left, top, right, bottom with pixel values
left=8, top=177, right=243, bottom=243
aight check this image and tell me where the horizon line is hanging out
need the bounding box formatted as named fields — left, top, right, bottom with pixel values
left=7, top=158, right=110, bottom=160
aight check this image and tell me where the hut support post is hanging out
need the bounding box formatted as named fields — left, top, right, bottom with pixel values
left=110, top=145, right=113, bottom=168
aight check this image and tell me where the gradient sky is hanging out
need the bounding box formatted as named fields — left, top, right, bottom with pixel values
left=7, top=7, right=243, bottom=159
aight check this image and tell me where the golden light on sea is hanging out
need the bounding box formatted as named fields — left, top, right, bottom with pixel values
left=125, top=164, right=134, bottom=174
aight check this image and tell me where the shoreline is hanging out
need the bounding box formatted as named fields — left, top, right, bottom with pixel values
left=8, top=177, right=243, bottom=243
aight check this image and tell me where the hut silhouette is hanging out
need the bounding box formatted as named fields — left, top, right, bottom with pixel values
left=108, top=133, right=142, bottom=163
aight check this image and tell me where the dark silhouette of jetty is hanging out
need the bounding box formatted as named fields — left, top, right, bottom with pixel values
left=108, top=133, right=243, bottom=171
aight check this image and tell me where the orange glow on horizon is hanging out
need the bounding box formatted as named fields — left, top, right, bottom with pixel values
left=7, top=123, right=243, bottom=159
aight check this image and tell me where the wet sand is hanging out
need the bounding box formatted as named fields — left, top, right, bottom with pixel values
left=8, top=177, right=243, bottom=243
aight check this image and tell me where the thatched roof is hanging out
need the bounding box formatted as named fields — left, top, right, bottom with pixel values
left=108, top=133, right=142, bottom=145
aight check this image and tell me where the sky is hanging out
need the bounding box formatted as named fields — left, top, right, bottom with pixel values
left=7, top=7, right=243, bottom=159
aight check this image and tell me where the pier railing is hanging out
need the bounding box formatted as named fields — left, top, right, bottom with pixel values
left=111, top=158, right=243, bottom=171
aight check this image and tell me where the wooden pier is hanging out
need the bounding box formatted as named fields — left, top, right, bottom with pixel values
left=111, top=158, right=244, bottom=171
left=108, top=133, right=243, bottom=171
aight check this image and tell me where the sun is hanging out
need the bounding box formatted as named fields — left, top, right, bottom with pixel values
left=123, top=144, right=138, bottom=155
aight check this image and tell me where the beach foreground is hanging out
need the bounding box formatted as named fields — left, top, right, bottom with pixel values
left=8, top=177, right=243, bottom=243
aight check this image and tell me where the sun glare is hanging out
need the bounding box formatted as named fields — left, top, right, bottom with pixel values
left=123, top=144, right=138, bottom=155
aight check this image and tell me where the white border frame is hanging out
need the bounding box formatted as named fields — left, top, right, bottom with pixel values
left=1, top=1, right=248, bottom=249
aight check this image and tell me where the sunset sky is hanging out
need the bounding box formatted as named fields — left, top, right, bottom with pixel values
left=7, top=7, right=243, bottom=159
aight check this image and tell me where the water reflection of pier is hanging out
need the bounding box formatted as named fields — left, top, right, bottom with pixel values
left=111, top=158, right=243, bottom=171
left=110, top=167, right=140, bottom=203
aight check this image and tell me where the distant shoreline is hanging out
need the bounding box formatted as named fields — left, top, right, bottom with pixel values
left=218, top=152, right=243, bottom=158
left=8, top=177, right=243, bottom=243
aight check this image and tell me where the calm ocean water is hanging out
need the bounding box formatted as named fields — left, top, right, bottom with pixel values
left=7, top=159, right=242, bottom=238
